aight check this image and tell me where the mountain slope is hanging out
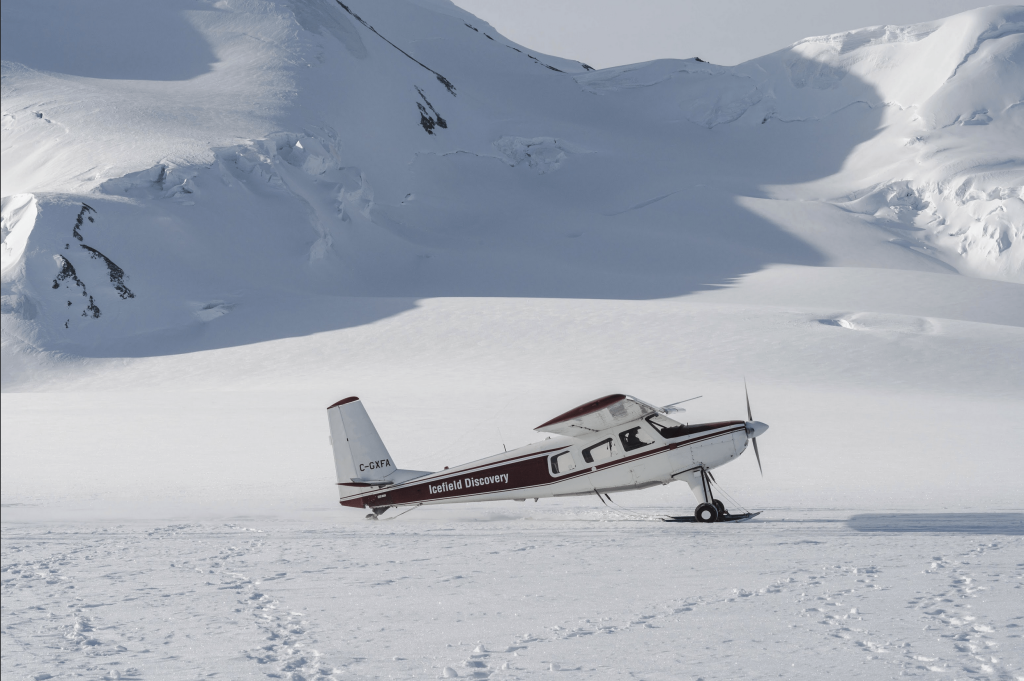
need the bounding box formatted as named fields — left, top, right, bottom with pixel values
left=1, top=1, right=1022, bottom=364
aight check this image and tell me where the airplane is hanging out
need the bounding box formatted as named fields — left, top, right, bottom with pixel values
left=326, top=389, right=769, bottom=523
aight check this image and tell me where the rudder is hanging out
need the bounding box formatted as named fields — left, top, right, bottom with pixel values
left=327, top=397, right=396, bottom=484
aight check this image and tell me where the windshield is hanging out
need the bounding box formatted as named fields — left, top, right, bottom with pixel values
left=646, top=414, right=683, bottom=433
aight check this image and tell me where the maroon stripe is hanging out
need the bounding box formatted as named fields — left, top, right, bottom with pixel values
left=337, top=446, right=571, bottom=503
left=336, top=445, right=573, bottom=504
left=327, top=396, right=359, bottom=409
left=338, top=448, right=584, bottom=504
left=357, top=453, right=573, bottom=506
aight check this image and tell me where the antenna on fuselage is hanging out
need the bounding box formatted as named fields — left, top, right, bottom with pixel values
left=498, top=427, right=507, bottom=452
left=660, top=395, right=702, bottom=414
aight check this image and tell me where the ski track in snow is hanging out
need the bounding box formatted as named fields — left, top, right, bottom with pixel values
left=2, top=515, right=1022, bottom=680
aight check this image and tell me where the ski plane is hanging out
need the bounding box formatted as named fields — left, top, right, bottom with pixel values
left=326, top=390, right=768, bottom=523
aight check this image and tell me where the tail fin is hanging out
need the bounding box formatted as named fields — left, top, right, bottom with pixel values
left=327, top=397, right=396, bottom=484
left=326, top=398, right=432, bottom=499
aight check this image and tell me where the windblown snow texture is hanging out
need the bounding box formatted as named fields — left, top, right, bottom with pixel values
left=1, top=514, right=1021, bottom=680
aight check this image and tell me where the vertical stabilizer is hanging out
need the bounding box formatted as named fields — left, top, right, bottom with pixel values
left=326, top=397, right=396, bottom=483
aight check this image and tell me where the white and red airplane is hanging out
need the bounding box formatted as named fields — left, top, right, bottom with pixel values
left=326, top=391, right=768, bottom=523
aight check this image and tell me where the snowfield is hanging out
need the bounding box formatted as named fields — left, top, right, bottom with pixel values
left=2, top=513, right=1022, bottom=680
left=2, top=0, right=1024, bottom=679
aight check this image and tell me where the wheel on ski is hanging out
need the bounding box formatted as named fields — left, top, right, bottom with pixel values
left=694, top=502, right=718, bottom=523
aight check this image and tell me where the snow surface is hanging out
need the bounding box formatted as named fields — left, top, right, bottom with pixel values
left=3, top=515, right=1023, bottom=680
left=2, top=1, right=1024, bottom=679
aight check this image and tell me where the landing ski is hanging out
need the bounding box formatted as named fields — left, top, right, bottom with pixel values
left=662, top=511, right=761, bottom=523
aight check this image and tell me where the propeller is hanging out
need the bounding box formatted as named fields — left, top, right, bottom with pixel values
left=744, top=379, right=765, bottom=476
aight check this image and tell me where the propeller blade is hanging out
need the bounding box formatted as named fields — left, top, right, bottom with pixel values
left=744, top=379, right=753, bottom=422
left=745, top=379, right=763, bottom=476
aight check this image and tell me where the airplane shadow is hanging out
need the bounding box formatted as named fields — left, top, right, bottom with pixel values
left=847, top=513, right=1024, bottom=536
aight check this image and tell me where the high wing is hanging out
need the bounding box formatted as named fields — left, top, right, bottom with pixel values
left=534, top=394, right=660, bottom=437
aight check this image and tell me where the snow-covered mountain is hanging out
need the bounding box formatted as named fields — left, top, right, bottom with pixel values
left=2, top=1, right=1021, bottom=360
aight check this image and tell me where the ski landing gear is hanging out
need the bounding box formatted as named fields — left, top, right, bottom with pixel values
left=664, top=468, right=761, bottom=523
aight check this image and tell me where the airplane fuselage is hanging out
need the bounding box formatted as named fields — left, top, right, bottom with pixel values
left=339, top=419, right=749, bottom=510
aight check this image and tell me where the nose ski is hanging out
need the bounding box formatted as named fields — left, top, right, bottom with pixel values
left=667, top=465, right=762, bottom=523
left=664, top=511, right=762, bottom=523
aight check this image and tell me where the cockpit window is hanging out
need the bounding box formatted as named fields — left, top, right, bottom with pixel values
left=582, top=438, right=614, bottom=464
left=550, top=451, right=577, bottom=475
left=619, top=426, right=655, bottom=452
left=646, top=414, right=683, bottom=432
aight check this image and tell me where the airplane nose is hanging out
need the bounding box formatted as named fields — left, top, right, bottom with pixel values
left=745, top=421, right=768, bottom=438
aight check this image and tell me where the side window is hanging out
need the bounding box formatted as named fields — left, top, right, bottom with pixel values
left=550, top=451, right=577, bottom=476
left=619, top=426, right=655, bottom=452
left=582, top=438, right=614, bottom=464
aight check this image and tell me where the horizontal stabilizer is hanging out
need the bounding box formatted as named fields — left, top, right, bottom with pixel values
left=338, top=468, right=433, bottom=487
